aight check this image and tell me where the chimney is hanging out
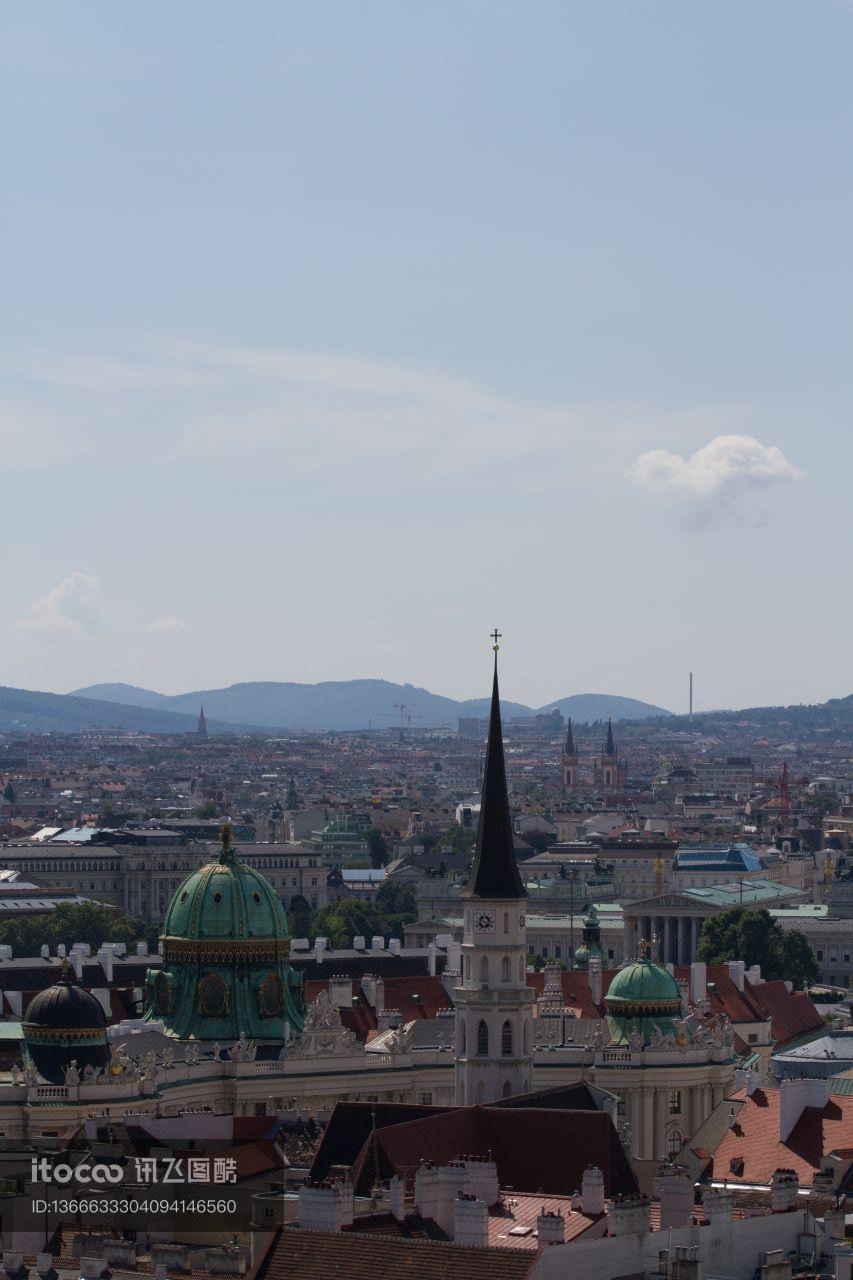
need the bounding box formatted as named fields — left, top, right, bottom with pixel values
left=371, top=935, right=384, bottom=951
left=415, top=1164, right=439, bottom=1221
left=389, top=1175, right=406, bottom=1222
left=3, top=1253, right=28, bottom=1280
left=353, top=935, right=366, bottom=951
left=690, top=961, right=707, bottom=1004
left=536, top=1209, right=565, bottom=1246
left=389, top=938, right=402, bottom=956
left=463, top=1157, right=500, bottom=1206
left=71, top=951, right=84, bottom=981
left=779, top=1078, right=830, bottom=1142
left=314, top=937, right=328, bottom=964
left=769, top=1168, right=799, bottom=1213
left=702, top=1186, right=733, bottom=1226
left=298, top=1181, right=345, bottom=1232
left=40, top=945, right=49, bottom=959
left=435, top=1163, right=467, bottom=1235
left=0, top=944, right=12, bottom=961
left=328, top=975, right=353, bottom=1009
left=581, top=1166, right=605, bottom=1217
left=588, top=956, right=603, bottom=1006
left=727, top=960, right=745, bottom=992
left=453, top=1193, right=488, bottom=1247
left=35, top=1257, right=54, bottom=1280
left=361, top=974, right=377, bottom=1007
left=98, top=947, right=114, bottom=982
left=734, top=1068, right=759, bottom=1096
left=746, top=964, right=763, bottom=986
left=136, top=941, right=147, bottom=956
left=653, top=1166, right=693, bottom=1230
left=606, top=1194, right=650, bottom=1236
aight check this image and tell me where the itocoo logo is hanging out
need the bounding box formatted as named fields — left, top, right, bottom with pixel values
left=31, top=1158, right=123, bottom=1185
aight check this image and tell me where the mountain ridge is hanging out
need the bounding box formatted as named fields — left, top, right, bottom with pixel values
left=69, top=679, right=670, bottom=731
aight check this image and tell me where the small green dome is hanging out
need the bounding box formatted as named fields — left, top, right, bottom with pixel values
left=606, top=959, right=681, bottom=1010
left=163, top=844, right=289, bottom=943
left=604, top=958, right=682, bottom=1047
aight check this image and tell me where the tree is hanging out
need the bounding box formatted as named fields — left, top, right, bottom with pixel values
left=522, top=831, right=553, bottom=854
left=0, top=901, right=156, bottom=954
left=3, top=782, right=15, bottom=803
left=288, top=894, right=312, bottom=939
left=365, top=828, right=390, bottom=869
left=448, top=824, right=476, bottom=856
left=194, top=800, right=217, bottom=819
left=697, top=907, right=818, bottom=990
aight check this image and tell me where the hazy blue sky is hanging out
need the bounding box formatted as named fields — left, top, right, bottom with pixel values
left=1, top=2, right=850, bottom=712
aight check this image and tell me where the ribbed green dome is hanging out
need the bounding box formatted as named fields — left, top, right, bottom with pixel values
left=606, top=959, right=681, bottom=1009
left=604, top=958, right=682, bottom=1047
left=163, top=846, right=289, bottom=942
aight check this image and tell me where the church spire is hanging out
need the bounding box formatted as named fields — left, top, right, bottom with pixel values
left=565, top=718, right=576, bottom=756
left=604, top=717, right=615, bottom=756
left=197, top=706, right=209, bottom=740
left=464, top=634, right=526, bottom=901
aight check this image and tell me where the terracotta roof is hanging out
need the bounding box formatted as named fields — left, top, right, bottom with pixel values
left=353, top=1106, right=636, bottom=1199
left=304, top=975, right=452, bottom=1040
left=710, top=1088, right=853, bottom=1185
left=255, top=1226, right=537, bottom=1280
left=751, top=981, right=824, bottom=1048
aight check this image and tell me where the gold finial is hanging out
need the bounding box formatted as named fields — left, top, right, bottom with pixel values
left=219, top=822, right=235, bottom=862
left=638, top=937, right=649, bottom=960
left=59, top=955, right=71, bottom=979
left=491, top=628, right=502, bottom=653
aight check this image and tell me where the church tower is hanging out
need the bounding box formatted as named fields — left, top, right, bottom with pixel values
left=197, top=706, right=209, bottom=741
left=455, top=636, right=533, bottom=1106
left=561, top=718, right=579, bottom=791
left=594, top=718, right=627, bottom=792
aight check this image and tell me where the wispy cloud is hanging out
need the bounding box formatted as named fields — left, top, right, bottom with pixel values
left=0, top=340, right=743, bottom=487
left=147, top=616, right=188, bottom=634
left=10, top=572, right=107, bottom=637
left=627, top=434, right=803, bottom=525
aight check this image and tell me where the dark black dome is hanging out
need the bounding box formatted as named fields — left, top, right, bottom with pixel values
left=23, top=974, right=107, bottom=1031
left=22, top=968, right=111, bottom=1085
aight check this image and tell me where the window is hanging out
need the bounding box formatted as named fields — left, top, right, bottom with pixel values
left=417, top=1091, right=433, bottom=1105
left=501, top=956, right=510, bottom=982
left=464, top=955, right=471, bottom=981
left=503, top=912, right=509, bottom=934
left=555, top=945, right=562, bottom=959
left=668, top=1089, right=681, bottom=1115
left=667, top=1130, right=682, bottom=1159
left=460, top=1022, right=467, bottom=1055
left=480, top=956, right=489, bottom=983
left=817, top=949, right=824, bottom=961
left=477, top=1020, right=489, bottom=1056
left=501, top=1020, right=513, bottom=1056
left=748, top=1033, right=758, bottom=1044
left=541, top=945, right=549, bottom=959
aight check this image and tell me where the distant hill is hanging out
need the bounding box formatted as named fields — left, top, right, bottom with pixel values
left=535, top=694, right=669, bottom=723
left=71, top=679, right=670, bottom=732
left=0, top=686, right=211, bottom=734
left=630, top=694, right=853, bottom=738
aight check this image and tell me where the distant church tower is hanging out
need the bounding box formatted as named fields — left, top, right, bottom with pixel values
left=455, top=635, right=534, bottom=1106
left=561, top=719, right=579, bottom=791
left=197, top=706, right=209, bottom=741
left=594, top=718, right=626, bottom=791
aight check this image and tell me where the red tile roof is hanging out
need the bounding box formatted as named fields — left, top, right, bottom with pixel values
left=710, top=1088, right=853, bottom=1185
left=254, top=1226, right=537, bottom=1280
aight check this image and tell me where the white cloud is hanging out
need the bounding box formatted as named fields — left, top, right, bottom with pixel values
left=147, top=616, right=189, bottom=634
left=627, top=434, right=803, bottom=523
left=10, top=572, right=107, bottom=636
left=0, top=340, right=743, bottom=488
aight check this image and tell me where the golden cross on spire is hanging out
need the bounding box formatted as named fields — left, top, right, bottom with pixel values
left=491, top=628, right=502, bottom=652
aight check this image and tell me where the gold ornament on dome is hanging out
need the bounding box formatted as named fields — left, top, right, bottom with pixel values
left=198, top=973, right=230, bottom=1017
left=163, top=936, right=290, bottom=962
left=258, top=972, right=283, bottom=1017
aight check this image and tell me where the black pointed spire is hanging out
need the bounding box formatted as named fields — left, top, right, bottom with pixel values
left=464, top=645, right=526, bottom=901
left=604, top=717, right=616, bottom=756
left=564, top=718, right=576, bottom=756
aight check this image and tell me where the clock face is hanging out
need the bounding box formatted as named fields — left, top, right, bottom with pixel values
left=475, top=910, right=495, bottom=932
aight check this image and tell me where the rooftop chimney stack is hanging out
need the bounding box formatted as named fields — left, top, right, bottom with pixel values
left=581, top=1166, right=606, bottom=1217
left=654, top=1167, right=694, bottom=1230
left=770, top=1168, right=799, bottom=1213
left=453, top=1194, right=488, bottom=1248
left=536, top=1209, right=565, bottom=1246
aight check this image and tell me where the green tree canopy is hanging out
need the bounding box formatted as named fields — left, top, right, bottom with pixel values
left=365, top=827, right=390, bottom=868
left=0, top=901, right=158, bottom=955
left=697, top=907, right=818, bottom=990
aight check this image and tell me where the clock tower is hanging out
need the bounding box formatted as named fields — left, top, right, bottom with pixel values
left=455, top=636, right=534, bottom=1106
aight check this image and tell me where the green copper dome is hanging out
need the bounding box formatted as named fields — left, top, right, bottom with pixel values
left=146, top=827, right=303, bottom=1043
left=163, top=843, right=289, bottom=942
left=604, top=958, right=682, bottom=1047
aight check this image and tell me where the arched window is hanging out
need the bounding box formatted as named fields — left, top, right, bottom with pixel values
left=503, top=912, right=509, bottom=934
left=480, top=955, right=489, bottom=983
left=464, top=954, right=471, bottom=982
left=666, top=1130, right=682, bottom=1159
left=460, top=1021, right=467, bottom=1055
left=477, top=1020, right=489, bottom=1056
left=501, top=1020, right=513, bottom=1056
left=502, top=1080, right=512, bottom=1097
left=523, top=1019, right=529, bottom=1053
left=501, top=956, right=510, bottom=982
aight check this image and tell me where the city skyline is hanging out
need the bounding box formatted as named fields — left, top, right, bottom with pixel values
left=2, top=2, right=850, bottom=710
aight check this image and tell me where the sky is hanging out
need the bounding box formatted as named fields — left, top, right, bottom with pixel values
left=1, top=1, right=851, bottom=713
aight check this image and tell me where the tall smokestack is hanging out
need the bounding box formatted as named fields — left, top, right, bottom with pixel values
left=689, top=672, right=693, bottom=722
